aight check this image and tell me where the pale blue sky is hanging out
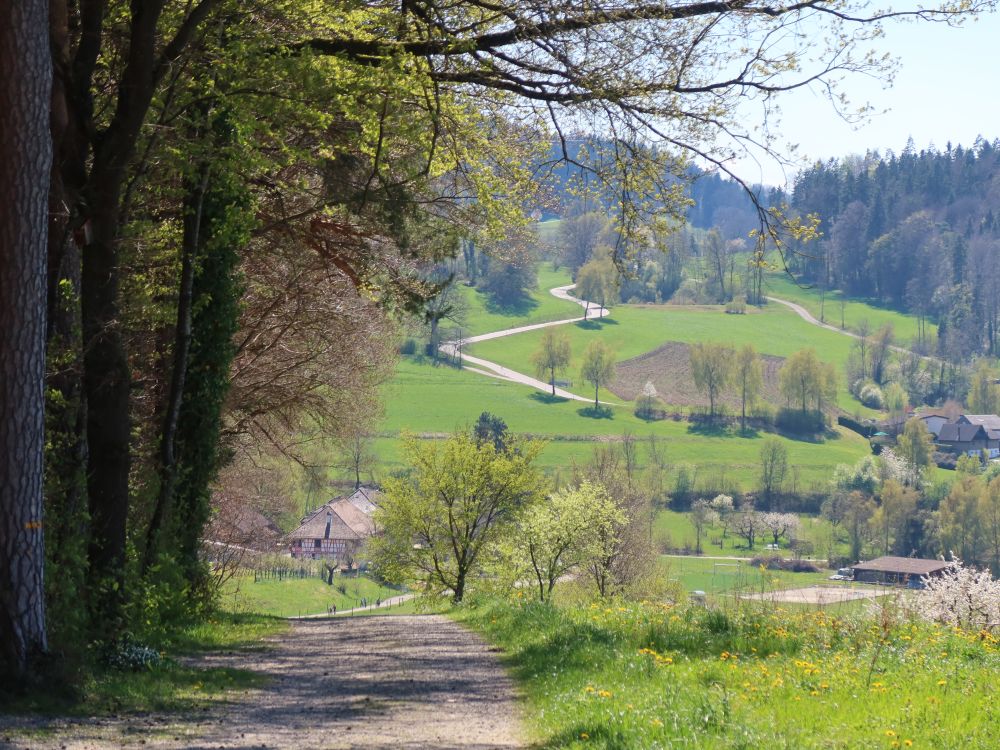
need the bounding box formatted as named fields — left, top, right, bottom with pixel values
left=728, top=12, right=1000, bottom=188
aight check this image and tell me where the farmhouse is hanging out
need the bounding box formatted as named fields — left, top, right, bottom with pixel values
left=851, top=556, right=951, bottom=587
left=287, top=488, right=380, bottom=562
left=915, top=410, right=950, bottom=438
left=936, top=422, right=1000, bottom=458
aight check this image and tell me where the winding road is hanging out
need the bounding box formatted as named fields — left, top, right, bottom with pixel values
left=439, top=284, right=613, bottom=404
left=439, top=282, right=906, bottom=407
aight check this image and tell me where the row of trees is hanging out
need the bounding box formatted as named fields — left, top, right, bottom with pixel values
left=531, top=330, right=617, bottom=407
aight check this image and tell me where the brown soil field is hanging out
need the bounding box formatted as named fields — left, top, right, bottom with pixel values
left=610, top=341, right=785, bottom=410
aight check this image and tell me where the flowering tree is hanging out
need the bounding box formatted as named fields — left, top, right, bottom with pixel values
left=918, top=560, right=1000, bottom=631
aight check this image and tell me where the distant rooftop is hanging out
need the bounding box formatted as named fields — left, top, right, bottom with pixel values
left=852, top=556, right=951, bottom=576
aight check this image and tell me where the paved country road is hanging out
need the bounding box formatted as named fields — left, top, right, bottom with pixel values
left=0, top=616, right=523, bottom=750
left=439, top=284, right=616, bottom=404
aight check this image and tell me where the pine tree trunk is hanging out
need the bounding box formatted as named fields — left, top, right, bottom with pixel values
left=0, top=0, right=52, bottom=680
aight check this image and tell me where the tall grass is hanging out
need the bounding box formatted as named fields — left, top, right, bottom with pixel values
left=457, top=595, right=1000, bottom=749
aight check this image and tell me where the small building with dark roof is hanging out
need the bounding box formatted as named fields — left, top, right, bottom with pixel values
left=937, top=422, right=1000, bottom=458
left=851, top=556, right=951, bottom=587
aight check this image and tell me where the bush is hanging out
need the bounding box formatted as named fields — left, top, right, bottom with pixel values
left=399, top=337, right=418, bottom=355
left=775, top=407, right=826, bottom=435
left=724, top=295, right=747, bottom=314
left=837, top=414, right=874, bottom=437
left=858, top=382, right=884, bottom=409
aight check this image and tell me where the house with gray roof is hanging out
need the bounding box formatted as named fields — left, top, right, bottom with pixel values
left=937, top=421, right=1000, bottom=458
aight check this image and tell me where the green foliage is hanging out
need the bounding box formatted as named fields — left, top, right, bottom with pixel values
left=369, top=432, right=547, bottom=602
left=690, top=342, right=733, bottom=417
left=576, top=256, right=619, bottom=309
left=896, top=417, right=935, bottom=486
left=497, top=482, right=626, bottom=602
left=580, top=341, right=617, bottom=407
left=968, top=359, right=1000, bottom=413
left=779, top=348, right=836, bottom=415
left=531, top=328, right=572, bottom=395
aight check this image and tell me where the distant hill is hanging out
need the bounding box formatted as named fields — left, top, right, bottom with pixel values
left=536, top=138, right=769, bottom=241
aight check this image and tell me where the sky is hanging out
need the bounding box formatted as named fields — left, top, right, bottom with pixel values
left=726, top=11, right=1000, bottom=189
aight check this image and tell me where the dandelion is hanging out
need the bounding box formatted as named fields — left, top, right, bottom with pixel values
left=598, top=690, right=612, bottom=698
left=650, top=719, right=664, bottom=728
left=885, top=730, right=897, bottom=737
left=937, top=679, right=947, bottom=686
left=904, top=741, right=913, bottom=747
left=579, top=732, right=589, bottom=740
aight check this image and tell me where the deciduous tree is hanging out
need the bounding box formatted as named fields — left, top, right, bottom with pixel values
left=690, top=343, right=733, bottom=418
left=734, top=345, right=763, bottom=432
left=370, top=433, right=545, bottom=603
left=531, top=329, right=572, bottom=396
left=580, top=341, right=616, bottom=407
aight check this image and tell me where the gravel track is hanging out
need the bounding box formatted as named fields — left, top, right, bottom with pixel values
left=0, top=616, right=523, bottom=750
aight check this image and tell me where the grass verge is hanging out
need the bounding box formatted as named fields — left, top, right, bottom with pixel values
left=2, top=612, right=285, bottom=716
left=456, top=596, right=1000, bottom=749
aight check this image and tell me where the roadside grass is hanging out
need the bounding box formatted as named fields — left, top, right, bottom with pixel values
left=219, top=573, right=401, bottom=618
left=467, top=301, right=879, bottom=416
left=654, top=510, right=850, bottom=561
left=456, top=596, right=1000, bottom=749
left=764, top=271, right=936, bottom=345
left=377, top=357, right=869, bottom=489
left=2, top=613, right=284, bottom=717
left=455, top=266, right=579, bottom=336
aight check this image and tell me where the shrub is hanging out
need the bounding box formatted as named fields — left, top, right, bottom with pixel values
left=104, top=635, right=163, bottom=671
left=399, top=337, right=418, bottom=355
left=749, top=555, right=820, bottom=573
left=775, top=407, right=826, bottom=435
left=724, top=295, right=747, bottom=314
left=858, top=382, right=884, bottom=409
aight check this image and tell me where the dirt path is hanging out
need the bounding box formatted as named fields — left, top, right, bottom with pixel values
left=0, top=616, right=523, bottom=750
left=439, top=284, right=616, bottom=404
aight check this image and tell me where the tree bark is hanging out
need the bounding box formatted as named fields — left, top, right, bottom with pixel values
left=0, top=0, right=53, bottom=680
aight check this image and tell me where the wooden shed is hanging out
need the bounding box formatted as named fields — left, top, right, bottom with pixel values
left=851, top=556, right=951, bottom=587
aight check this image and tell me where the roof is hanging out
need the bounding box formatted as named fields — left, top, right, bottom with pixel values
left=852, top=556, right=951, bottom=576
left=288, top=500, right=374, bottom=541
left=958, top=414, right=1000, bottom=431
left=345, top=487, right=381, bottom=514
left=938, top=423, right=989, bottom=443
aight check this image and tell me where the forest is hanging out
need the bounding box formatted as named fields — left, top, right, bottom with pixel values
left=782, top=139, right=1000, bottom=360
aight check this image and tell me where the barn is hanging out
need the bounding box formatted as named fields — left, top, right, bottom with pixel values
left=851, top=556, right=951, bottom=587
left=287, top=488, right=381, bottom=564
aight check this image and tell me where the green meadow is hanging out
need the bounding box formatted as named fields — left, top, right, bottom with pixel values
left=456, top=266, right=579, bottom=336
left=456, top=597, right=1000, bottom=749
left=467, top=301, right=877, bottom=415
left=219, top=573, right=401, bottom=618
left=378, top=356, right=870, bottom=489
left=764, top=271, right=936, bottom=344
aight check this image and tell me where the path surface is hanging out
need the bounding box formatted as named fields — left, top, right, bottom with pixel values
left=0, top=616, right=523, bottom=750
left=767, top=294, right=934, bottom=361
left=440, top=284, right=614, bottom=404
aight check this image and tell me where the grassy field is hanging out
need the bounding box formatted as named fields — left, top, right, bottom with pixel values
left=457, top=597, right=1000, bottom=749
left=454, top=266, right=579, bottom=336
left=466, top=302, right=878, bottom=416
left=765, top=271, right=936, bottom=345
left=378, top=356, right=871, bottom=489
left=654, top=510, right=849, bottom=561
left=220, top=573, right=402, bottom=618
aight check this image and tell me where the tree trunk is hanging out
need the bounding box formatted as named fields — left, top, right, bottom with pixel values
left=0, top=0, right=52, bottom=680
left=143, top=167, right=209, bottom=573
